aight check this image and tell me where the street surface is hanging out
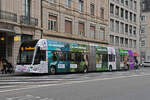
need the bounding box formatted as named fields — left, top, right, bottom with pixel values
left=0, top=68, right=150, bottom=100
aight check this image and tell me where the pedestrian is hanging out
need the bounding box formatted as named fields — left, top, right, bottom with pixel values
left=1, top=58, right=7, bottom=74
left=7, top=62, right=14, bottom=74
left=134, top=57, right=138, bottom=69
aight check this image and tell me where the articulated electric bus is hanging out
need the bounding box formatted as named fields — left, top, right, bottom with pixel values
left=16, top=39, right=134, bottom=74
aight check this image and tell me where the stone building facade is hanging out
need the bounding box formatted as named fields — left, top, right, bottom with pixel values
left=42, top=0, right=109, bottom=44
left=140, top=0, right=150, bottom=62
left=109, top=0, right=140, bottom=54
left=0, top=0, right=109, bottom=66
left=0, top=0, right=42, bottom=66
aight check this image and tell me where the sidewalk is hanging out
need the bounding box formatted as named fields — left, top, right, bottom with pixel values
left=0, top=72, right=21, bottom=77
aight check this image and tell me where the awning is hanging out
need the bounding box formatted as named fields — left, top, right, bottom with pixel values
left=133, top=53, right=140, bottom=57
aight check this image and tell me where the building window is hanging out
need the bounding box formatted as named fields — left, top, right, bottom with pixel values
left=125, top=38, right=128, bottom=47
left=79, top=0, right=84, bottom=12
left=121, top=0, right=124, bottom=4
left=129, top=39, right=132, bottom=48
left=110, top=19, right=114, bottom=32
left=90, top=3, right=95, bottom=16
left=125, top=10, right=128, bottom=20
left=110, top=35, right=114, bottom=45
left=65, top=20, right=72, bottom=34
left=141, top=25, right=146, bottom=34
left=120, top=22, right=124, bottom=34
left=130, top=0, right=133, bottom=9
left=110, top=3, right=114, bottom=15
left=115, top=6, right=119, bottom=17
left=133, top=27, right=136, bottom=36
left=141, top=2, right=145, bottom=11
left=134, top=1, right=137, bottom=10
left=120, top=37, right=124, bottom=46
left=133, top=40, right=136, bottom=48
left=141, top=15, right=146, bottom=22
left=66, top=0, right=71, bottom=8
left=115, top=21, right=119, bottom=33
left=129, top=25, right=132, bottom=35
left=100, top=7, right=104, bottom=19
left=100, top=28, right=105, bottom=40
left=125, top=24, right=128, bottom=33
left=23, top=0, right=31, bottom=17
left=125, top=0, right=128, bottom=6
left=120, top=8, right=124, bottom=18
left=130, top=12, right=132, bottom=22
left=141, top=40, right=145, bottom=48
left=48, top=15, right=57, bottom=31
left=115, top=36, right=119, bottom=46
left=90, top=25, right=95, bottom=38
left=134, top=14, right=136, bottom=22
left=78, top=22, right=85, bottom=36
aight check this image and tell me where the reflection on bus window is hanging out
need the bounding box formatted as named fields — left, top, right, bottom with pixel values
left=109, top=54, right=115, bottom=62
left=34, top=47, right=46, bottom=64
left=102, top=54, right=108, bottom=62
left=17, top=49, right=34, bottom=64
left=52, top=51, right=57, bottom=61
left=69, top=53, right=76, bottom=61
left=96, top=53, right=102, bottom=64
left=69, top=52, right=84, bottom=62
left=58, top=52, right=66, bottom=61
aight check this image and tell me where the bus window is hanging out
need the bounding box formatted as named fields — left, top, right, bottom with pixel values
left=69, top=52, right=75, bottom=61
left=102, top=54, right=108, bottom=62
left=75, top=53, right=82, bottom=62
left=52, top=51, right=57, bottom=61
left=109, top=54, right=115, bottom=62
left=17, top=40, right=38, bottom=65
left=17, top=49, right=34, bottom=64
left=69, top=52, right=83, bottom=62
left=109, top=54, right=112, bottom=62
left=96, top=53, right=102, bottom=64
left=34, top=47, right=46, bottom=64
left=58, top=52, right=66, bottom=61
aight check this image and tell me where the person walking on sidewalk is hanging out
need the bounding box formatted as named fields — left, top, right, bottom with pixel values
left=1, top=58, right=8, bottom=74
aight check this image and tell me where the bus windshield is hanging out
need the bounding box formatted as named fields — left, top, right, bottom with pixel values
left=17, top=40, right=38, bottom=65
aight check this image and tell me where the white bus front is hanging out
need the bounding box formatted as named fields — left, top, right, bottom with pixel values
left=15, top=40, right=48, bottom=73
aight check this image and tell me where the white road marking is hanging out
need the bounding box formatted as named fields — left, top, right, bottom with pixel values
left=0, top=86, right=18, bottom=89
left=1, top=73, right=150, bottom=93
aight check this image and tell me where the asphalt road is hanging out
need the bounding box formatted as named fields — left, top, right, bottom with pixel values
left=0, top=68, right=150, bottom=100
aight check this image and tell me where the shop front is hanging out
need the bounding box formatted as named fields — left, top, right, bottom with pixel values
left=0, top=30, right=15, bottom=70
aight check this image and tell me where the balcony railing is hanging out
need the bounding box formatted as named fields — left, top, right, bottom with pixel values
left=20, top=15, right=38, bottom=26
left=0, top=10, right=17, bottom=22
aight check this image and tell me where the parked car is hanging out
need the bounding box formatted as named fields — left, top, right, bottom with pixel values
left=143, top=62, right=150, bottom=67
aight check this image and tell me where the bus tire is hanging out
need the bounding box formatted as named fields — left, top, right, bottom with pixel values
left=50, top=66, right=56, bottom=75
left=109, top=65, right=112, bottom=72
left=83, top=66, right=88, bottom=73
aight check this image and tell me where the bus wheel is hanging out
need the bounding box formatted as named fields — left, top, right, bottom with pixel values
left=109, top=65, right=112, bottom=72
left=83, top=66, right=88, bottom=73
left=50, top=66, right=56, bottom=75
